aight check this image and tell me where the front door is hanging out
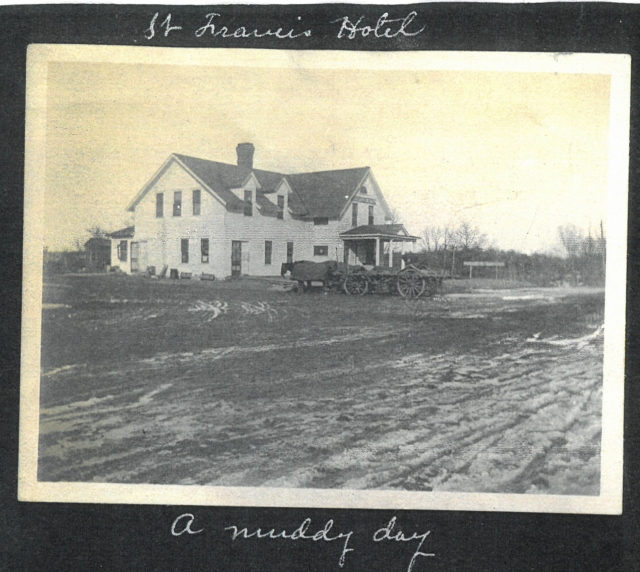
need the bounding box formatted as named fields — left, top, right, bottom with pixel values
left=355, top=241, right=375, bottom=266
left=231, top=241, right=242, bottom=277
left=130, top=242, right=139, bottom=273
left=364, top=242, right=376, bottom=266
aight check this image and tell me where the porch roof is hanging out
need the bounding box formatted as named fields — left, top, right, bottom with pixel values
left=340, top=224, right=418, bottom=242
left=106, top=226, right=135, bottom=239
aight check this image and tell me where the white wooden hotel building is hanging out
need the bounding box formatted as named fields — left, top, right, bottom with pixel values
left=108, top=144, right=417, bottom=278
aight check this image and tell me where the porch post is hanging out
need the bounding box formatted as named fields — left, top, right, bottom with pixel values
left=375, top=238, right=380, bottom=267
left=388, top=240, right=393, bottom=268
left=400, top=241, right=405, bottom=269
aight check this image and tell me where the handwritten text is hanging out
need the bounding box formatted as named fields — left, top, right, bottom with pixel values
left=332, top=12, right=425, bottom=40
left=373, top=517, right=434, bottom=572
left=226, top=518, right=354, bottom=568
left=170, top=513, right=434, bottom=571
left=143, top=11, right=426, bottom=41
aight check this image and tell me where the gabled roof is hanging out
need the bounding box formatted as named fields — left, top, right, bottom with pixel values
left=107, top=226, right=135, bottom=239
left=255, top=192, right=281, bottom=217
left=174, top=154, right=287, bottom=214
left=340, top=224, right=418, bottom=241
left=127, top=153, right=383, bottom=220
left=174, top=154, right=349, bottom=218
left=286, top=167, right=370, bottom=220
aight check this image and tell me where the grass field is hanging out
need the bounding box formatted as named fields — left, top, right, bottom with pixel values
left=38, top=274, right=604, bottom=494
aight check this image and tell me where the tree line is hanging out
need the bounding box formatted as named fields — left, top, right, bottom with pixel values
left=413, top=221, right=606, bottom=286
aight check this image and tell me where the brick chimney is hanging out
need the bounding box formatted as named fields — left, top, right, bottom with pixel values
left=236, top=143, right=255, bottom=170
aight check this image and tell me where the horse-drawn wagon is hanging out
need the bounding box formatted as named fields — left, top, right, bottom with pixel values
left=283, top=259, right=448, bottom=298
left=342, top=265, right=448, bottom=298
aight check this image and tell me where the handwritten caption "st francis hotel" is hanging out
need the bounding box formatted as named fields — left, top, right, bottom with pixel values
left=171, top=513, right=434, bottom=572
left=144, top=11, right=426, bottom=41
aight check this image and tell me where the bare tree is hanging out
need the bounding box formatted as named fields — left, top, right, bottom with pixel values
left=442, top=224, right=456, bottom=251
left=453, top=220, right=487, bottom=250
left=421, top=224, right=460, bottom=252
left=68, top=226, right=110, bottom=252
left=86, top=226, right=108, bottom=239
left=386, top=208, right=402, bottom=225
left=430, top=226, right=445, bottom=251
left=421, top=226, right=443, bottom=251
left=420, top=227, right=432, bottom=252
left=420, top=223, right=466, bottom=253
left=557, top=224, right=584, bottom=258
left=582, top=232, right=597, bottom=256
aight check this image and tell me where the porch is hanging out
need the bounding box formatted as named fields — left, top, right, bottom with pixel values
left=340, top=224, right=419, bottom=268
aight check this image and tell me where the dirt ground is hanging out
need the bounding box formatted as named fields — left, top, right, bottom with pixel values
left=37, top=275, right=604, bottom=495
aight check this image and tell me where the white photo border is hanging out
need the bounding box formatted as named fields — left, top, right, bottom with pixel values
left=19, top=45, right=630, bottom=514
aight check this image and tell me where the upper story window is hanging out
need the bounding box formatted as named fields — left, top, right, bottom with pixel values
left=277, top=195, right=285, bottom=220
left=156, top=193, right=164, bottom=218
left=352, top=203, right=358, bottom=227
left=193, top=190, right=201, bottom=216
left=173, top=191, right=182, bottom=217
left=314, top=217, right=329, bottom=226
left=368, top=205, right=374, bottom=226
left=244, top=190, right=253, bottom=217
left=360, top=186, right=368, bottom=194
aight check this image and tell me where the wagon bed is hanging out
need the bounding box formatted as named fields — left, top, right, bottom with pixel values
left=287, top=260, right=448, bottom=298
left=342, top=264, right=448, bottom=298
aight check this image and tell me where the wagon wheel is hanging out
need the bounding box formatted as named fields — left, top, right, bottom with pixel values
left=343, top=275, right=369, bottom=296
left=397, top=268, right=426, bottom=298
left=423, top=277, right=438, bottom=297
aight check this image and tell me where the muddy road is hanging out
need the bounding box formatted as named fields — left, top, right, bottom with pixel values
left=38, top=276, right=604, bottom=494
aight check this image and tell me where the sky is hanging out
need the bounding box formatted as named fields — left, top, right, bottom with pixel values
left=43, top=57, right=611, bottom=253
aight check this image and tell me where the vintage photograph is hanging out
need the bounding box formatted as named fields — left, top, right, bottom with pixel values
left=19, top=46, right=629, bottom=513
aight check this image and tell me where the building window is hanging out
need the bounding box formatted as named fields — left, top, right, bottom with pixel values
left=368, top=205, right=374, bottom=226
left=201, top=238, right=209, bottom=263
left=314, top=245, right=328, bottom=256
left=117, top=240, right=128, bottom=262
left=314, top=217, right=329, bottom=225
left=352, top=203, right=358, bottom=227
left=360, top=187, right=368, bottom=194
left=277, top=195, right=285, bottom=220
left=173, top=191, right=182, bottom=217
left=286, top=241, right=294, bottom=263
left=265, top=241, right=272, bottom=265
left=244, top=190, right=253, bottom=216
left=156, top=193, right=163, bottom=218
left=193, top=190, right=201, bottom=216
left=181, top=238, right=189, bottom=263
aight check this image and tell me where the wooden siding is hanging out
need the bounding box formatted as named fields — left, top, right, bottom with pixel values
left=123, top=163, right=396, bottom=278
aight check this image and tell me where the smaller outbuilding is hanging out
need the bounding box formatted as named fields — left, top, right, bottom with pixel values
left=84, top=237, right=111, bottom=271
left=105, top=226, right=135, bottom=273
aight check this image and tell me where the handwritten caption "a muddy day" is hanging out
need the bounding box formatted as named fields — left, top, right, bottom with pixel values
left=144, top=11, right=425, bottom=40
left=172, top=513, right=434, bottom=572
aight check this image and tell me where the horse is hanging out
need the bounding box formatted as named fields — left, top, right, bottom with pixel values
left=285, top=260, right=337, bottom=292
